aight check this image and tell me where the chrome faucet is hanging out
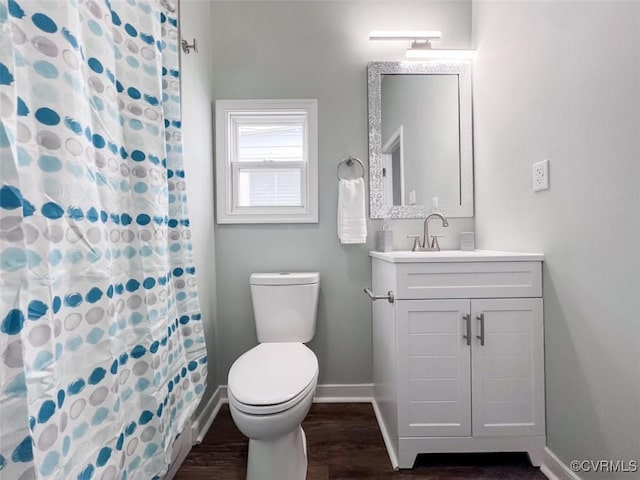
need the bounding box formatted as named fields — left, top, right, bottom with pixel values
left=407, top=213, right=449, bottom=252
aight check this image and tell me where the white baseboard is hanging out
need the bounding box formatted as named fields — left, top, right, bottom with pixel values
left=191, top=386, right=223, bottom=444
left=219, top=385, right=228, bottom=401
left=540, top=447, right=581, bottom=480
left=371, top=399, right=398, bottom=470
left=313, top=383, right=373, bottom=403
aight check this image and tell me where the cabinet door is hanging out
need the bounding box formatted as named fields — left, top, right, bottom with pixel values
left=471, top=298, right=545, bottom=437
left=397, top=300, right=471, bottom=437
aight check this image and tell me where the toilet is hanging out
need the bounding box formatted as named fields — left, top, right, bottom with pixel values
left=227, top=272, right=320, bottom=480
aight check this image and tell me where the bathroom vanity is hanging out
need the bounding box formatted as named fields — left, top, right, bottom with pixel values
left=368, top=250, right=546, bottom=469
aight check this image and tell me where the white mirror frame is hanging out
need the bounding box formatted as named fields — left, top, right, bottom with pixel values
left=368, top=61, right=474, bottom=218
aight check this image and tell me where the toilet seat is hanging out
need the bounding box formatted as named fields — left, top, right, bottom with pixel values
left=229, top=378, right=317, bottom=415
left=228, top=343, right=318, bottom=415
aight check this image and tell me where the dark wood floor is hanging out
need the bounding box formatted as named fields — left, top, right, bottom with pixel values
left=176, top=403, right=546, bottom=480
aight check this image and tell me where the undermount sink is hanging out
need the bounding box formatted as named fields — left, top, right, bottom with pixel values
left=369, top=250, right=544, bottom=263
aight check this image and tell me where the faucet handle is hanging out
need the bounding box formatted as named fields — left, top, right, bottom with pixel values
left=407, top=235, right=422, bottom=252
left=430, top=235, right=445, bottom=251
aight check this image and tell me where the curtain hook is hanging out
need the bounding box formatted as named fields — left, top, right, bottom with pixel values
left=181, top=38, right=197, bottom=54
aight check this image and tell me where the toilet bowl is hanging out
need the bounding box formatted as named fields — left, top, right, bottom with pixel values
left=227, top=272, right=320, bottom=480
left=228, top=343, right=319, bottom=480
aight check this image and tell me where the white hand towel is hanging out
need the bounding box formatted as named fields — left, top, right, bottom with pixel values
left=337, top=178, right=367, bottom=244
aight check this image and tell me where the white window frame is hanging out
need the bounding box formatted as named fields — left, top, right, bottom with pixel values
left=215, top=99, right=318, bottom=224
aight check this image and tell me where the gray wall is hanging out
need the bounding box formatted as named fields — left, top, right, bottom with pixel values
left=210, top=0, right=473, bottom=384
left=180, top=0, right=219, bottom=410
left=472, top=1, right=640, bottom=475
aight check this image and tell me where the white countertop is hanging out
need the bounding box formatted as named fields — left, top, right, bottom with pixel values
left=369, top=250, right=544, bottom=263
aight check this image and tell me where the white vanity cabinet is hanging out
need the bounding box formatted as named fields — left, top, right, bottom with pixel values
left=369, top=251, right=546, bottom=469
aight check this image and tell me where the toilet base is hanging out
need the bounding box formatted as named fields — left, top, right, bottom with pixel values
left=246, top=425, right=307, bottom=480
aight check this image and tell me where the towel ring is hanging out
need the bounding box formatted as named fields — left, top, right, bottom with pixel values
left=337, top=156, right=365, bottom=181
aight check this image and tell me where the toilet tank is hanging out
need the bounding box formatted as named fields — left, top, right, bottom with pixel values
left=250, top=272, right=320, bottom=343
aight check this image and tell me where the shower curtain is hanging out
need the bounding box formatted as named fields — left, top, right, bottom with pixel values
left=0, top=1, right=207, bottom=478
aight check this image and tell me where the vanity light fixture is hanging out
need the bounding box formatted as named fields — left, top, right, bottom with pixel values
left=369, top=30, right=475, bottom=60
left=405, top=44, right=476, bottom=60
left=369, top=30, right=442, bottom=41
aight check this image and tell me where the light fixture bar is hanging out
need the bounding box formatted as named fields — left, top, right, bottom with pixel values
left=369, top=30, right=441, bottom=41
left=406, top=48, right=476, bottom=60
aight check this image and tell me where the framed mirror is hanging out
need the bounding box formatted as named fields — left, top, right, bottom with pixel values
left=368, top=61, right=473, bottom=218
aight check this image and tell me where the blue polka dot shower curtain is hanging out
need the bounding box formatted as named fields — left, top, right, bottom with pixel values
left=0, top=1, right=208, bottom=478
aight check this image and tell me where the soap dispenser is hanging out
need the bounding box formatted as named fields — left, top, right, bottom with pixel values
left=376, top=219, right=394, bottom=252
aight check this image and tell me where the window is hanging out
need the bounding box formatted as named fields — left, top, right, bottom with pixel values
left=215, top=99, right=318, bottom=223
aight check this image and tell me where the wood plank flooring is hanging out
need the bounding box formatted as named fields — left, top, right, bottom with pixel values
left=176, top=403, right=546, bottom=480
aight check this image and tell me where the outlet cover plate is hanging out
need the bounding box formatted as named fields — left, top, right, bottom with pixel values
left=532, top=159, right=549, bottom=192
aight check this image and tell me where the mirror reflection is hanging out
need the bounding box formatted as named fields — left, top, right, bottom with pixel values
left=381, top=74, right=460, bottom=207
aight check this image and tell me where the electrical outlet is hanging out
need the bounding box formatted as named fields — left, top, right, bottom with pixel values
left=532, top=159, right=549, bottom=192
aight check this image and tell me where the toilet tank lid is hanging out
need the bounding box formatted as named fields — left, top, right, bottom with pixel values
left=250, top=272, right=320, bottom=286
